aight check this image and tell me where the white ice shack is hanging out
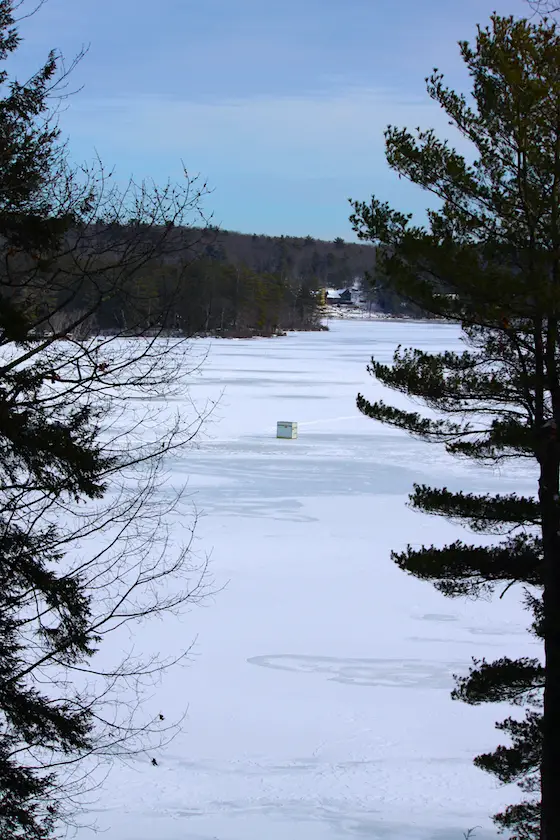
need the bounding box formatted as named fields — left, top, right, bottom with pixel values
left=277, top=421, right=298, bottom=440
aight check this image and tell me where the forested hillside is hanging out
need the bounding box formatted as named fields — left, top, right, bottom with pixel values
left=203, top=228, right=375, bottom=288
left=43, top=225, right=420, bottom=339
left=195, top=228, right=426, bottom=320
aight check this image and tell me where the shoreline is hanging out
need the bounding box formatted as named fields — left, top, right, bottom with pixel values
left=321, top=309, right=440, bottom=326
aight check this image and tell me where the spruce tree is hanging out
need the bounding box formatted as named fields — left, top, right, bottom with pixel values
left=0, top=5, right=100, bottom=835
left=350, top=15, right=560, bottom=840
left=0, top=3, right=210, bottom=836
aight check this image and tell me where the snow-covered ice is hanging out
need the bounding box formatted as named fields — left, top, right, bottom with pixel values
left=78, top=320, right=539, bottom=840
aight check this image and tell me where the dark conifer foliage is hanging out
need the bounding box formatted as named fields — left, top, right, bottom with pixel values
left=0, top=3, right=210, bottom=836
left=350, top=14, right=560, bottom=839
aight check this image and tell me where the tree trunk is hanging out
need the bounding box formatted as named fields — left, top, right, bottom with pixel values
left=540, top=426, right=560, bottom=840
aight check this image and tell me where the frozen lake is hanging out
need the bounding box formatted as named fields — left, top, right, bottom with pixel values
left=81, top=320, right=539, bottom=840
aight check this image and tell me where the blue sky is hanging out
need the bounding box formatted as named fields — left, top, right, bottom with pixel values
left=16, top=0, right=529, bottom=239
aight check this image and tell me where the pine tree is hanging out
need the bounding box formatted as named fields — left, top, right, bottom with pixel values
left=350, top=15, right=560, bottom=839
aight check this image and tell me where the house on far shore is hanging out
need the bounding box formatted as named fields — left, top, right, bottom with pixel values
left=325, top=288, right=354, bottom=306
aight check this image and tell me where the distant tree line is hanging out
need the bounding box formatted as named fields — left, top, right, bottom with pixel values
left=200, top=229, right=427, bottom=319
left=203, top=228, right=374, bottom=289
left=34, top=227, right=325, bottom=337
left=172, top=258, right=321, bottom=336
left=26, top=221, right=428, bottom=339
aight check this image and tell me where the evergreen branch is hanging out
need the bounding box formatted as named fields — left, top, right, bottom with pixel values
left=452, top=657, right=544, bottom=705
left=392, top=534, right=543, bottom=595
left=356, top=394, right=467, bottom=440
left=410, top=485, right=541, bottom=532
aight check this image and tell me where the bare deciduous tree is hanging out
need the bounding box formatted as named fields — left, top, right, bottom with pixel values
left=527, top=1, right=560, bottom=17
left=0, top=3, right=218, bottom=837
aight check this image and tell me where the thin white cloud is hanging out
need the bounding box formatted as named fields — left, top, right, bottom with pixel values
left=64, top=86, right=469, bottom=180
